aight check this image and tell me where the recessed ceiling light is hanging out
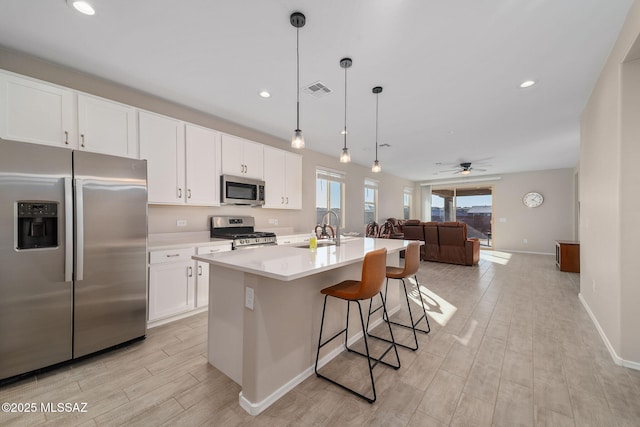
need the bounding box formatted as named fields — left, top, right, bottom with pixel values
left=258, top=90, right=271, bottom=98
left=519, top=80, right=536, bottom=88
left=66, top=0, right=96, bottom=15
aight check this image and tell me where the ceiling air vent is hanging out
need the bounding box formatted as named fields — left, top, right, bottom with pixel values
left=303, top=81, right=332, bottom=98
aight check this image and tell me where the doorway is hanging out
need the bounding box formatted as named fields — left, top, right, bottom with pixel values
left=431, top=187, right=493, bottom=247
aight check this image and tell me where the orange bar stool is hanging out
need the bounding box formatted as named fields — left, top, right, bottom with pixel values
left=367, top=241, right=430, bottom=350
left=314, top=248, right=400, bottom=403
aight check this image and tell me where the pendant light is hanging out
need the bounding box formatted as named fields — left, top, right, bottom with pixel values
left=371, top=86, right=383, bottom=173
left=339, top=58, right=352, bottom=163
left=290, top=12, right=306, bottom=149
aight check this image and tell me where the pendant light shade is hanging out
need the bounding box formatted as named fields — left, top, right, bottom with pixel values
left=290, top=12, right=305, bottom=149
left=339, top=57, right=352, bottom=163
left=371, top=86, right=383, bottom=173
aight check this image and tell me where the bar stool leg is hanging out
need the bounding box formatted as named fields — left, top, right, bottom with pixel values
left=315, top=293, right=400, bottom=403
left=366, top=276, right=431, bottom=350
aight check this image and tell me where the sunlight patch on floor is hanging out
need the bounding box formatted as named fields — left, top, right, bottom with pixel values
left=480, top=250, right=512, bottom=265
left=453, top=319, right=478, bottom=346
left=405, top=277, right=457, bottom=327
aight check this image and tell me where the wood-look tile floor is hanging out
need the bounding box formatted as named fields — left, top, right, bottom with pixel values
left=2, top=251, right=640, bottom=426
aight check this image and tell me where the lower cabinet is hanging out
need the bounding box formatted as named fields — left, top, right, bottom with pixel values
left=148, top=247, right=196, bottom=322
left=148, top=243, right=232, bottom=324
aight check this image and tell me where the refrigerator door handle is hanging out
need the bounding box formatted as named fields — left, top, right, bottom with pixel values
left=75, top=178, right=84, bottom=281
left=64, top=177, right=73, bottom=283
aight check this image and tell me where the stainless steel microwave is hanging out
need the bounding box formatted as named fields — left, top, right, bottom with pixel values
left=220, top=174, right=265, bottom=206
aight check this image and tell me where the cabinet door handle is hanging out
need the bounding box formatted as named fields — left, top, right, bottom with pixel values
left=64, top=131, right=69, bottom=145
left=286, top=197, right=289, bottom=204
left=281, top=196, right=284, bottom=204
left=208, top=248, right=221, bottom=253
left=80, top=134, right=85, bottom=148
left=198, top=265, right=203, bottom=276
left=178, top=188, right=182, bottom=198
left=188, top=266, right=193, bottom=277
left=187, top=189, right=192, bottom=199
left=166, top=253, right=180, bottom=258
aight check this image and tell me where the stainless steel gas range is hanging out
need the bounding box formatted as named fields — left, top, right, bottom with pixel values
left=210, top=216, right=277, bottom=250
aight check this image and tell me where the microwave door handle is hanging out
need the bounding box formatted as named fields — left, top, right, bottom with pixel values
left=75, top=178, right=84, bottom=281
left=64, top=177, right=73, bottom=282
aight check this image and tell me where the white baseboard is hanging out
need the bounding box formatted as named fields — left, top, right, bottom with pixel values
left=238, top=305, right=401, bottom=415
left=578, top=293, right=640, bottom=370
left=147, top=306, right=208, bottom=329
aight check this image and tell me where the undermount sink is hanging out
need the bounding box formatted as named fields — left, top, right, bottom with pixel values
left=294, top=240, right=336, bottom=248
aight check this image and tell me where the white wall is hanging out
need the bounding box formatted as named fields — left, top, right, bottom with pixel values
left=492, top=169, right=575, bottom=253
left=580, top=0, right=640, bottom=367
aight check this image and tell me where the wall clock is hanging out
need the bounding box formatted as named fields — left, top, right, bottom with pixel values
left=523, top=192, right=544, bottom=208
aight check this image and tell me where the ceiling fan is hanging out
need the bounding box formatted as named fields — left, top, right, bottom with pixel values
left=440, top=162, right=488, bottom=175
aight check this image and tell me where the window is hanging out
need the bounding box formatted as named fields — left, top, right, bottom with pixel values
left=403, top=187, right=413, bottom=220
left=432, top=186, right=493, bottom=247
left=316, top=168, right=345, bottom=227
left=364, top=179, right=378, bottom=224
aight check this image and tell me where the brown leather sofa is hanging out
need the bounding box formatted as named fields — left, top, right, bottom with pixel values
left=401, top=220, right=479, bottom=266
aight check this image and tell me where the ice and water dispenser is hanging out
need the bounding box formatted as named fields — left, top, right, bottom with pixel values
left=16, top=201, right=58, bottom=249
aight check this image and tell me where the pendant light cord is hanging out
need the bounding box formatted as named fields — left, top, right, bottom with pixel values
left=296, top=27, right=300, bottom=130
left=375, top=92, right=379, bottom=161
left=343, top=65, right=348, bottom=149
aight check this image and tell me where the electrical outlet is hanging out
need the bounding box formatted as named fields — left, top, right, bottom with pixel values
left=177, top=220, right=187, bottom=227
left=245, top=287, right=254, bottom=310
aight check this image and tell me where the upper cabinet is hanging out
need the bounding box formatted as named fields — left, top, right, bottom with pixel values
left=0, top=71, right=75, bottom=148
left=139, top=111, right=185, bottom=204
left=263, top=146, right=302, bottom=209
left=185, top=124, right=221, bottom=206
left=221, top=133, right=263, bottom=180
left=139, top=111, right=221, bottom=206
left=78, top=94, right=137, bottom=158
left=0, top=70, right=139, bottom=158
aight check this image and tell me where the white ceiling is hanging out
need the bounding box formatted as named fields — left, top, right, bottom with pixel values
left=0, top=0, right=633, bottom=181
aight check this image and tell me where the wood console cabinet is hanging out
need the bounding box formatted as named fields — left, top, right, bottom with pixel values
left=556, top=240, right=580, bottom=273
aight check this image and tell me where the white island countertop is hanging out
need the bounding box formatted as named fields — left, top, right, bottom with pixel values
left=193, top=237, right=412, bottom=281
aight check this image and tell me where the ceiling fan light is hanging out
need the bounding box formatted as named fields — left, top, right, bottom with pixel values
left=461, top=169, right=471, bottom=175
left=340, top=147, right=351, bottom=163
left=372, top=160, right=381, bottom=173
left=291, top=129, right=305, bottom=149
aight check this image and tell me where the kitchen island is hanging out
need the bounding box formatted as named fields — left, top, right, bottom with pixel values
left=193, top=237, right=414, bottom=415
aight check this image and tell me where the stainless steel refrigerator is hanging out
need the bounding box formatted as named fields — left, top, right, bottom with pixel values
left=0, top=139, right=148, bottom=382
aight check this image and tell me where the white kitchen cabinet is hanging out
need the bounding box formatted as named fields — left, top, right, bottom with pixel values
left=0, top=70, right=75, bottom=148
left=263, top=146, right=302, bottom=209
left=148, top=248, right=196, bottom=322
left=221, top=133, right=264, bottom=180
left=139, top=111, right=185, bottom=204
left=185, top=124, right=221, bottom=206
left=78, top=93, right=137, bottom=158
left=195, top=243, right=232, bottom=308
